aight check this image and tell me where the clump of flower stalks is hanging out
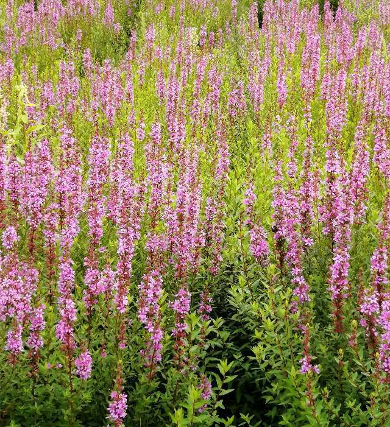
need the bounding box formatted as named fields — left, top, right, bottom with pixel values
left=1, top=0, right=390, bottom=426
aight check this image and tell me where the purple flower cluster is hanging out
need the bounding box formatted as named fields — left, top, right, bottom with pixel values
left=138, top=269, right=164, bottom=372
left=75, top=349, right=92, bottom=380
left=243, top=185, right=269, bottom=265
left=107, top=391, right=127, bottom=426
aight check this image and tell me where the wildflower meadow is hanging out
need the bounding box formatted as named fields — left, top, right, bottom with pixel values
left=1, top=0, right=390, bottom=425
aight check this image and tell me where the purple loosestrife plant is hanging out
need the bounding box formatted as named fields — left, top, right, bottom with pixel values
left=3, top=0, right=390, bottom=425
left=107, top=362, right=127, bottom=427
left=75, top=348, right=92, bottom=380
